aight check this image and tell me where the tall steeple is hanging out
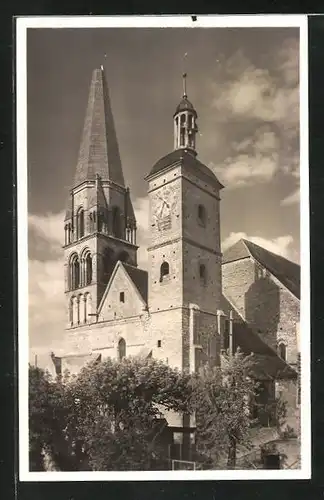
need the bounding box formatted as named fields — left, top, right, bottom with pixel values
left=173, top=73, right=198, bottom=154
left=73, top=65, right=125, bottom=187
left=63, top=65, right=138, bottom=328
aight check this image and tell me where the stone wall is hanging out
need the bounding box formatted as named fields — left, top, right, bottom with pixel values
left=222, top=257, right=299, bottom=364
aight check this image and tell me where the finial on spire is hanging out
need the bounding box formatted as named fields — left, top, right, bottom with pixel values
left=182, top=72, right=187, bottom=98
left=100, top=54, right=107, bottom=72
left=182, top=52, right=188, bottom=97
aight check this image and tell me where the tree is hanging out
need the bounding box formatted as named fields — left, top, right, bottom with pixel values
left=29, top=357, right=192, bottom=471
left=29, top=365, right=51, bottom=471
left=190, top=349, right=260, bottom=469
left=67, top=357, right=192, bottom=470
left=29, top=365, right=80, bottom=471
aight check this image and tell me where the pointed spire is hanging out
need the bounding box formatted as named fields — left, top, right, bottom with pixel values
left=73, top=66, right=125, bottom=188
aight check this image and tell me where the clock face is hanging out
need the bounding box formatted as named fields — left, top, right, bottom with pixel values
left=151, top=185, right=179, bottom=227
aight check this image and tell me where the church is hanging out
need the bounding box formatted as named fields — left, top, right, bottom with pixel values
left=50, top=65, right=300, bottom=444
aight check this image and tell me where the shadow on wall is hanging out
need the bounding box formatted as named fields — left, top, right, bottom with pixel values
left=244, top=268, right=280, bottom=351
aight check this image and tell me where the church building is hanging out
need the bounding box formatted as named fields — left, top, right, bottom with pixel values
left=51, top=65, right=300, bottom=441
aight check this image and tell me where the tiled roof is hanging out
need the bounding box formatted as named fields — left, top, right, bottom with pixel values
left=123, top=263, right=148, bottom=304
left=222, top=239, right=300, bottom=299
left=247, top=353, right=296, bottom=381
left=73, top=67, right=125, bottom=188
left=146, top=149, right=224, bottom=189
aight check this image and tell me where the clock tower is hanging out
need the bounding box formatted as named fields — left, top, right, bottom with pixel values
left=145, top=74, right=224, bottom=373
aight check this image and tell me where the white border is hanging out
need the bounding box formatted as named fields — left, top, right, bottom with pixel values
left=17, top=14, right=310, bottom=481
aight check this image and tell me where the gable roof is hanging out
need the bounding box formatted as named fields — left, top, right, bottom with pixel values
left=222, top=238, right=300, bottom=299
left=232, top=321, right=296, bottom=380
left=145, top=149, right=224, bottom=189
left=220, top=293, right=296, bottom=380
left=73, top=67, right=125, bottom=188
left=98, top=261, right=148, bottom=314
left=123, top=263, right=148, bottom=304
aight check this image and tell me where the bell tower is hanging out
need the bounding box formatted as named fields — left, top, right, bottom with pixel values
left=145, top=74, right=224, bottom=372
left=63, top=65, right=138, bottom=330
left=173, top=73, right=198, bottom=153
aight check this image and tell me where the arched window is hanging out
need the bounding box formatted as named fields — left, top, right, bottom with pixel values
left=70, top=254, right=80, bottom=290
left=199, top=263, right=207, bottom=285
left=112, top=207, right=121, bottom=238
left=118, top=338, right=126, bottom=361
left=180, top=128, right=185, bottom=146
left=160, top=261, right=170, bottom=282
left=77, top=208, right=85, bottom=239
left=198, top=204, right=206, bottom=226
left=85, top=253, right=92, bottom=285
left=278, top=342, right=287, bottom=361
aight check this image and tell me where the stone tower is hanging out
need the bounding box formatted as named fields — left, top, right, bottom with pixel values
left=63, top=66, right=137, bottom=330
left=145, top=74, right=224, bottom=373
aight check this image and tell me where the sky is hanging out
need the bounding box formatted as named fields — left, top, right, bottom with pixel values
left=26, top=26, right=301, bottom=359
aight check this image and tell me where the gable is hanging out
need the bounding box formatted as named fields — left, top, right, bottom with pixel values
left=243, top=239, right=300, bottom=299
left=222, top=239, right=300, bottom=299
left=222, top=239, right=251, bottom=264
left=98, top=263, right=146, bottom=321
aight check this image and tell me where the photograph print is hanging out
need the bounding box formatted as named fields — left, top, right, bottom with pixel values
left=17, top=15, right=310, bottom=480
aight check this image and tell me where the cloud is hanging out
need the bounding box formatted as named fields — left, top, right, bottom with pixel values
left=28, top=257, right=65, bottom=354
left=214, top=38, right=299, bottom=134
left=281, top=188, right=300, bottom=206
left=28, top=211, right=66, bottom=359
left=28, top=211, right=64, bottom=245
left=210, top=125, right=280, bottom=187
left=222, top=231, right=298, bottom=262
left=207, top=37, right=300, bottom=189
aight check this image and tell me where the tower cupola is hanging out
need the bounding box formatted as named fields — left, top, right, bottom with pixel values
left=173, top=73, right=198, bottom=154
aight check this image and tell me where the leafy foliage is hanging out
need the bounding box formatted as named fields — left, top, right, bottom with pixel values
left=29, top=351, right=287, bottom=471
left=190, top=349, right=261, bottom=469
left=29, top=358, right=191, bottom=471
